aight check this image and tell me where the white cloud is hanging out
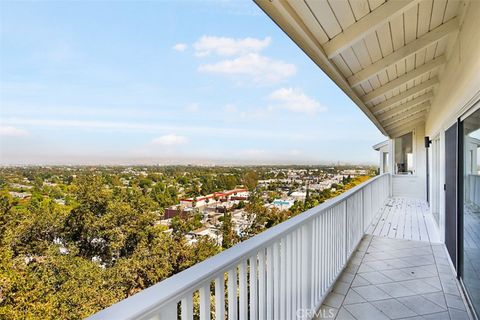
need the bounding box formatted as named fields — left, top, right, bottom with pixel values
left=173, top=43, right=188, bottom=52
left=151, top=134, right=188, bottom=146
left=193, top=36, right=271, bottom=57
left=0, top=126, right=29, bottom=137
left=2, top=117, right=319, bottom=141
left=268, top=88, right=326, bottom=114
left=199, top=53, right=296, bottom=85
left=224, top=104, right=238, bottom=113
left=185, top=103, right=200, bottom=113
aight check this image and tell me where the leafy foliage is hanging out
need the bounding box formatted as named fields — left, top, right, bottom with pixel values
left=0, top=169, right=224, bottom=319
left=0, top=165, right=374, bottom=319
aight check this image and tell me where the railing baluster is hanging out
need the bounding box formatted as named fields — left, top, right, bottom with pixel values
left=321, top=212, right=326, bottom=294
left=301, top=223, right=312, bottom=311
left=266, top=246, right=274, bottom=320
left=273, top=241, right=280, bottom=318
left=292, top=231, right=297, bottom=319
left=215, top=276, right=225, bottom=320
left=239, top=261, right=247, bottom=320
left=286, top=233, right=292, bottom=318
left=328, top=209, right=332, bottom=286
left=228, top=268, right=237, bottom=320
left=199, top=285, right=210, bottom=320
left=258, top=249, right=266, bottom=320
left=158, top=302, right=177, bottom=320
left=296, top=229, right=302, bottom=313
left=312, top=217, right=317, bottom=305
left=249, top=255, right=258, bottom=320
left=315, top=217, right=320, bottom=302
left=344, top=200, right=348, bottom=267
left=280, top=237, right=286, bottom=319
left=181, top=294, right=193, bottom=320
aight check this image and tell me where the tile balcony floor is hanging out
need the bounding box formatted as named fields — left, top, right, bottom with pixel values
left=317, top=198, right=471, bottom=320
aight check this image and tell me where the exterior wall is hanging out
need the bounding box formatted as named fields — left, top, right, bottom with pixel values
left=426, top=1, right=480, bottom=136
left=428, top=135, right=442, bottom=232
left=391, top=124, right=427, bottom=200
left=424, top=2, right=480, bottom=243
left=377, top=145, right=389, bottom=174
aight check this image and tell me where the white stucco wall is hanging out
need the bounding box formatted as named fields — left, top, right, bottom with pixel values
left=426, top=1, right=480, bottom=136
left=422, top=2, right=480, bottom=242
left=391, top=124, right=427, bottom=200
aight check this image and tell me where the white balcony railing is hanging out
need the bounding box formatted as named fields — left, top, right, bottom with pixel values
left=88, top=173, right=391, bottom=320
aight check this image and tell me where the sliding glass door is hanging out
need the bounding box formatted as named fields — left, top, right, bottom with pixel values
left=462, top=107, right=480, bottom=315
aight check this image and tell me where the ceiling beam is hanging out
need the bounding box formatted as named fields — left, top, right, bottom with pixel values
left=347, top=17, right=458, bottom=87
left=362, top=56, right=445, bottom=104
left=378, top=101, right=431, bottom=123
left=384, top=111, right=428, bottom=130
left=373, top=91, right=434, bottom=116
left=388, top=119, right=426, bottom=138
left=370, top=78, right=438, bottom=114
left=323, top=0, right=418, bottom=59
left=384, top=104, right=430, bottom=127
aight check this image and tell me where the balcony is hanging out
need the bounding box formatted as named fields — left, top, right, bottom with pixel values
left=318, top=200, right=469, bottom=320
left=87, top=174, right=470, bottom=319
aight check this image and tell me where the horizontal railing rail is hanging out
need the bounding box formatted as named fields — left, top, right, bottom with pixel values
left=88, top=173, right=391, bottom=320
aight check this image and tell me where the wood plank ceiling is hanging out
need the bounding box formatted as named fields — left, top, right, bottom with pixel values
left=255, top=0, right=463, bottom=137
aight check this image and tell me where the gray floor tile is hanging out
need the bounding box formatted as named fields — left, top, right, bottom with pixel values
left=318, top=234, right=468, bottom=320
left=357, top=264, right=376, bottom=273
left=397, top=278, right=442, bottom=294
left=422, top=291, right=447, bottom=309
left=442, top=281, right=461, bottom=296
left=345, top=302, right=390, bottom=320
left=333, top=281, right=350, bottom=295
left=445, top=293, right=467, bottom=310
left=316, top=305, right=338, bottom=320
left=324, top=292, right=345, bottom=308
left=422, top=276, right=442, bottom=290
left=401, top=266, right=438, bottom=279
left=353, top=285, right=391, bottom=301
left=338, top=272, right=355, bottom=285
left=375, top=282, right=416, bottom=298
left=380, top=269, right=415, bottom=281
left=351, top=275, right=371, bottom=287
left=449, top=308, right=470, bottom=320
left=335, top=307, right=356, bottom=320
left=371, top=298, right=417, bottom=319
left=360, top=271, right=394, bottom=285
left=343, top=289, right=366, bottom=305
left=422, top=311, right=451, bottom=319
left=438, top=264, right=454, bottom=274
left=397, top=295, right=446, bottom=315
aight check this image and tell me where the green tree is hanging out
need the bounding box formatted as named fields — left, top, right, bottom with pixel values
left=242, top=170, right=258, bottom=191
left=221, top=212, right=235, bottom=249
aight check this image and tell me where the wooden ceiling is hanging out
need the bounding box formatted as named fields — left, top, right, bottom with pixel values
left=255, top=0, right=465, bottom=137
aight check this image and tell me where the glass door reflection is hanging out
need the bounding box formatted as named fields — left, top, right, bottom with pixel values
left=462, top=108, right=480, bottom=315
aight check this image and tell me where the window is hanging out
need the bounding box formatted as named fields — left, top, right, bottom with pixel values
left=382, top=152, right=389, bottom=173
left=394, top=132, right=414, bottom=174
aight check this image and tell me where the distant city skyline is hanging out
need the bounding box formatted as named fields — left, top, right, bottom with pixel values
left=0, top=1, right=385, bottom=165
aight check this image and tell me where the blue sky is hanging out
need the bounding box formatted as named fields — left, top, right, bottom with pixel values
left=0, top=0, right=385, bottom=165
